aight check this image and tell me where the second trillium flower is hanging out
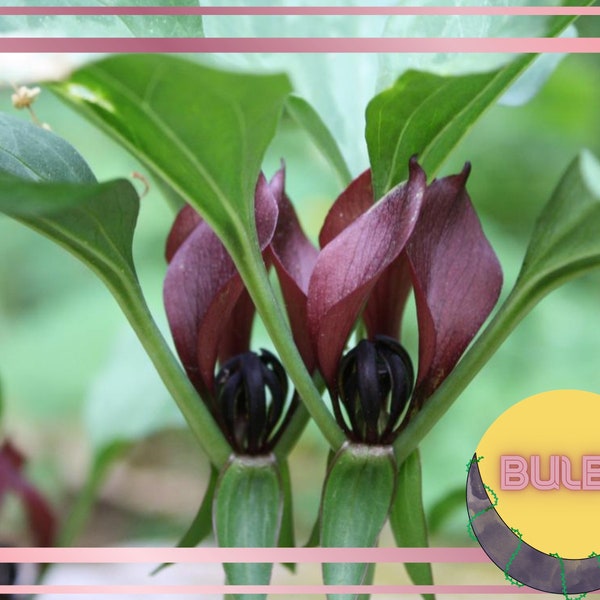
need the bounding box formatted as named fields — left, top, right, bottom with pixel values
left=308, top=158, right=503, bottom=444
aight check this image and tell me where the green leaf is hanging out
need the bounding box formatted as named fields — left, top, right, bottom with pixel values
left=213, top=456, right=283, bottom=600
left=0, top=114, right=231, bottom=468
left=285, top=95, right=352, bottom=187
left=365, top=7, right=591, bottom=200
left=320, top=444, right=396, bottom=600
left=390, top=449, right=434, bottom=600
left=52, top=54, right=344, bottom=453
left=0, top=113, right=95, bottom=184
left=395, top=150, right=600, bottom=466
left=51, top=55, right=291, bottom=246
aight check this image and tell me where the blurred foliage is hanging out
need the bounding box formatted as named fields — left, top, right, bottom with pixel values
left=0, top=46, right=599, bottom=544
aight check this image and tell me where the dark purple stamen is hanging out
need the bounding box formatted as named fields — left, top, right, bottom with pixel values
left=215, top=350, right=295, bottom=455
left=334, top=336, right=414, bottom=445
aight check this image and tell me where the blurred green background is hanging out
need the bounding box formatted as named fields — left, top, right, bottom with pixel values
left=1, top=42, right=600, bottom=553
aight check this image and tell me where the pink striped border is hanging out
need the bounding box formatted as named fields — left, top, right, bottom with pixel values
left=0, top=584, right=563, bottom=595
left=0, top=37, right=599, bottom=52
left=0, top=6, right=599, bottom=16
left=0, top=546, right=487, bottom=563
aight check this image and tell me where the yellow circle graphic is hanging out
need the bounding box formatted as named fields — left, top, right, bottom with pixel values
left=477, top=389, right=600, bottom=559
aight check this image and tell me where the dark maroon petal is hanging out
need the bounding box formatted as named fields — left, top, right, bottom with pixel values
left=165, top=204, right=202, bottom=263
left=217, top=288, right=255, bottom=364
left=407, top=164, right=503, bottom=403
left=269, top=167, right=319, bottom=370
left=0, top=441, right=55, bottom=547
left=363, top=254, right=412, bottom=340
left=307, top=159, right=426, bottom=389
left=319, top=169, right=373, bottom=248
left=164, top=174, right=278, bottom=394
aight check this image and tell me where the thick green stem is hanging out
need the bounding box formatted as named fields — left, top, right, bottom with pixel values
left=235, top=238, right=345, bottom=452
left=110, top=273, right=231, bottom=468
left=394, top=283, right=537, bottom=465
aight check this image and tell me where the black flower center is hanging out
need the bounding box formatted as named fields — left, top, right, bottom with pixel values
left=215, top=349, right=294, bottom=455
left=333, top=335, right=414, bottom=445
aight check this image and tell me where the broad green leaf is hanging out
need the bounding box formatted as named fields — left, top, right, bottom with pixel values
left=285, top=95, right=352, bottom=187
left=50, top=55, right=291, bottom=249
left=390, top=449, right=434, bottom=600
left=0, top=0, right=203, bottom=38
left=0, top=113, right=231, bottom=468
left=213, top=456, right=283, bottom=600
left=395, top=150, right=600, bottom=466
left=320, top=444, right=396, bottom=600
left=366, top=6, right=591, bottom=200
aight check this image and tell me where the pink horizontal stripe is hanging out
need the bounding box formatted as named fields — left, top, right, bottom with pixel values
left=0, top=584, right=553, bottom=594
left=0, top=546, right=487, bottom=564
left=1, top=37, right=599, bottom=53
left=0, top=6, right=598, bottom=16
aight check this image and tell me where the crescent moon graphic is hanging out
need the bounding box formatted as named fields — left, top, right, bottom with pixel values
left=467, top=454, right=600, bottom=595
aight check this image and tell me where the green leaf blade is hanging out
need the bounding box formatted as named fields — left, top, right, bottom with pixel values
left=51, top=55, right=292, bottom=244
left=366, top=6, right=592, bottom=200
left=390, top=449, right=435, bottom=600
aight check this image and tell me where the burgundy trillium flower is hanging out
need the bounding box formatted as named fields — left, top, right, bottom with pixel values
left=0, top=440, right=55, bottom=548
left=164, top=168, right=317, bottom=455
left=306, top=158, right=503, bottom=444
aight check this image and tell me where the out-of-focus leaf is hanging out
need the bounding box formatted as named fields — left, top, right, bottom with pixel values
left=213, top=456, right=283, bottom=600
left=285, top=95, right=352, bottom=186
left=153, top=465, right=218, bottom=576
left=58, top=441, right=129, bottom=547
left=0, top=113, right=231, bottom=468
left=0, top=113, right=94, bottom=185
left=390, top=449, right=434, bottom=600
left=51, top=55, right=291, bottom=250
left=428, top=487, right=465, bottom=534
left=201, top=0, right=569, bottom=175
left=84, top=328, right=185, bottom=451
left=0, top=0, right=203, bottom=38
left=366, top=6, right=591, bottom=200
left=320, top=444, right=396, bottom=600
left=517, top=151, right=600, bottom=291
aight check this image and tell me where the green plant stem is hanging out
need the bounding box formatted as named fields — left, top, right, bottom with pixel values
left=110, top=273, right=232, bottom=468
left=236, top=237, right=345, bottom=452
left=394, top=282, right=536, bottom=465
